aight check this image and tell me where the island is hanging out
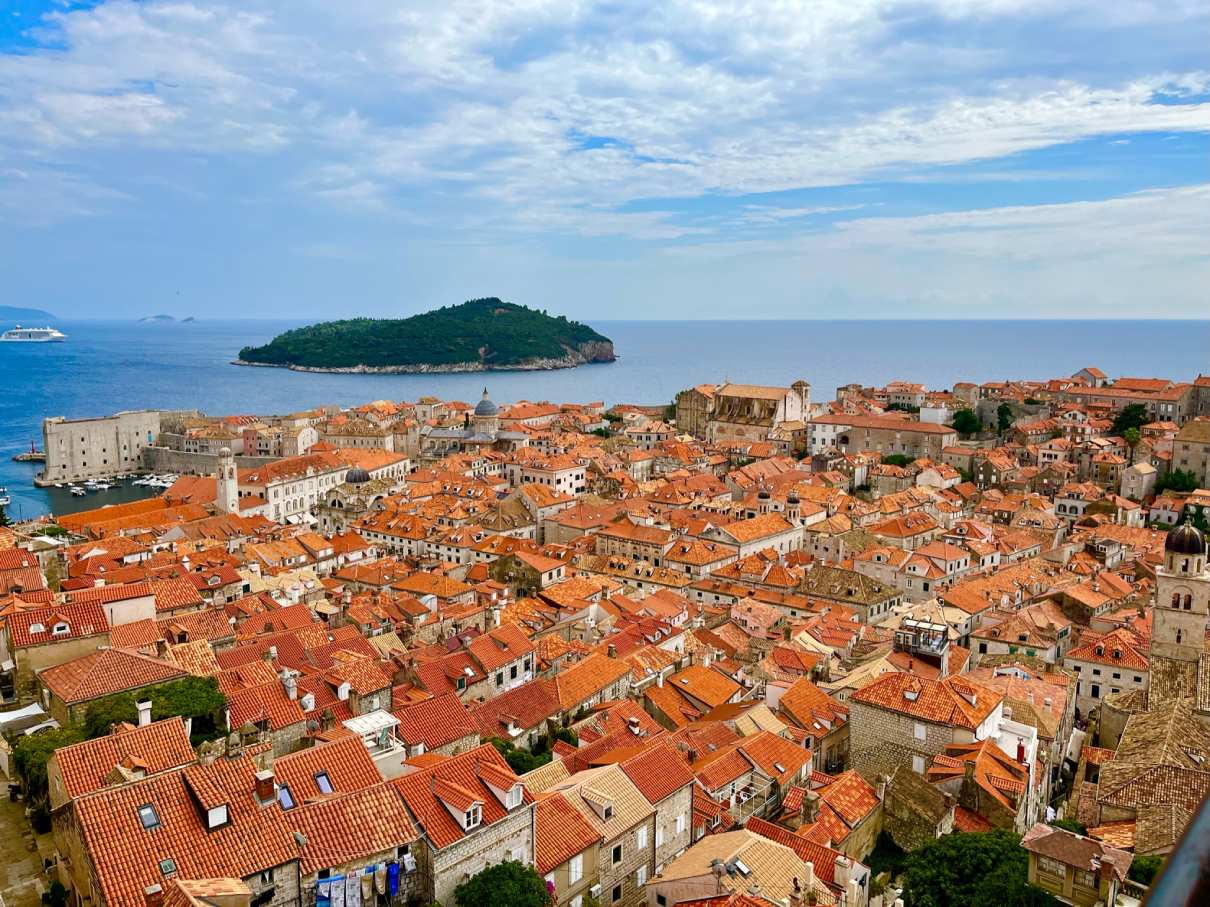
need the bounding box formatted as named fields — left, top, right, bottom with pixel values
left=139, top=314, right=176, bottom=323
left=0, top=304, right=56, bottom=322
left=234, top=298, right=616, bottom=373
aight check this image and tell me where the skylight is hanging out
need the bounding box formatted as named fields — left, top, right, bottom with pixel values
left=138, top=803, right=161, bottom=830
left=315, top=772, right=333, bottom=795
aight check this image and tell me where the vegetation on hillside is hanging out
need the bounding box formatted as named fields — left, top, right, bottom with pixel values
left=238, top=298, right=613, bottom=369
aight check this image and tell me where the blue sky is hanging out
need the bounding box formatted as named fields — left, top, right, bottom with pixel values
left=0, top=0, right=1207, bottom=320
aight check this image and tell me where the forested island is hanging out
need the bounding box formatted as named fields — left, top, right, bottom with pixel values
left=0, top=305, right=56, bottom=322
left=235, top=298, right=616, bottom=373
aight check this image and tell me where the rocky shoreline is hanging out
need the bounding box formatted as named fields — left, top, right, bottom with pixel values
left=232, top=341, right=616, bottom=375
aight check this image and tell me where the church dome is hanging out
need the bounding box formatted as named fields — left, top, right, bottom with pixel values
left=474, top=388, right=499, bottom=417
left=1165, top=520, right=1206, bottom=555
left=345, top=467, right=371, bottom=485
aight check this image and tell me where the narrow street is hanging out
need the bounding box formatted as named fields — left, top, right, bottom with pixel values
left=0, top=785, right=46, bottom=907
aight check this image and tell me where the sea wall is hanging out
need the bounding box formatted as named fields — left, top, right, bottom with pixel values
left=141, top=446, right=276, bottom=477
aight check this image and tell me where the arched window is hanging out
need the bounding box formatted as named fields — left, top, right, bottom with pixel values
left=1184, top=594, right=1193, bottom=610
left=1173, top=592, right=1183, bottom=608
left=1177, top=629, right=1184, bottom=644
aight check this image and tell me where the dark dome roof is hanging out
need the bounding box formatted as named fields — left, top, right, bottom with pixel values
left=758, top=489, right=770, bottom=499
left=345, top=467, right=371, bottom=485
left=1165, top=520, right=1206, bottom=555
left=474, top=388, right=498, bottom=417
left=787, top=494, right=800, bottom=504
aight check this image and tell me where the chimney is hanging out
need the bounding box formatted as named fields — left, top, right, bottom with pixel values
left=607, top=644, right=617, bottom=659
left=803, top=860, right=815, bottom=890
left=136, top=700, right=153, bottom=727
left=834, top=855, right=850, bottom=889
left=687, top=748, right=697, bottom=764
left=282, top=672, right=298, bottom=701
left=1016, top=740, right=1026, bottom=764
left=656, top=672, right=664, bottom=688
left=144, top=884, right=165, bottom=907
left=802, top=790, right=821, bottom=825
left=254, top=769, right=275, bottom=804
left=875, top=775, right=888, bottom=801
left=183, top=717, right=192, bottom=739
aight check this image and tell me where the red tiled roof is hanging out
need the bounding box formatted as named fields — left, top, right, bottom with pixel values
left=850, top=673, right=1001, bottom=730
left=292, top=783, right=419, bottom=874
left=535, top=792, right=603, bottom=874
left=40, top=648, right=187, bottom=704
left=50, top=717, right=196, bottom=801
left=273, top=736, right=383, bottom=803
left=619, top=741, right=695, bottom=805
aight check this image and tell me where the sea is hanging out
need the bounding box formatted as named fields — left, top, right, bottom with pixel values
left=1, top=319, right=1206, bottom=522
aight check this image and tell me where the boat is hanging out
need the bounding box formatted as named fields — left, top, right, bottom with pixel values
left=0, top=488, right=10, bottom=506
left=1, top=325, right=67, bottom=342
left=70, top=486, right=86, bottom=497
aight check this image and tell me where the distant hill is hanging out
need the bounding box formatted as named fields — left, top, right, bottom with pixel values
left=235, top=298, right=616, bottom=373
left=0, top=305, right=56, bottom=322
left=139, top=314, right=176, bottom=323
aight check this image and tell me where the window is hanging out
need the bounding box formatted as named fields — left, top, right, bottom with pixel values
left=655, top=826, right=664, bottom=848
left=603, top=804, right=614, bottom=820
left=496, top=672, right=505, bottom=686
left=612, top=884, right=623, bottom=903
left=464, top=805, right=482, bottom=829
left=506, top=785, right=523, bottom=809
left=138, top=804, right=161, bottom=830
left=636, top=866, right=647, bottom=886
left=612, top=844, right=623, bottom=865
left=913, top=722, right=927, bottom=741
left=912, top=755, right=926, bottom=774
left=675, top=813, right=686, bottom=835
left=569, top=853, right=583, bottom=884
left=1074, top=869, right=1097, bottom=889
left=657, top=896, right=668, bottom=907
left=636, top=826, right=647, bottom=850
left=314, top=772, right=333, bottom=795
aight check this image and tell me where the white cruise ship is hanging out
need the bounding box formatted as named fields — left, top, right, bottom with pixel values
left=1, top=325, right=67, bottom=342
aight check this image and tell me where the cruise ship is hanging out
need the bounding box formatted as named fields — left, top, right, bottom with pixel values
left=1, top=325, right=67, bottom=342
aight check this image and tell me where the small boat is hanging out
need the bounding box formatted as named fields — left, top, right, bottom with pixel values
left=70, top=486, right=86, bottom=497
left=0, top=492, right=10, bottom=506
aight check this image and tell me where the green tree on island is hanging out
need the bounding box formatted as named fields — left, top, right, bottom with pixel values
left=454, top=860, right=550, bottom=907
left=1111, top=403, right=1150, bottom=436
left=951, top=409, right=981, bottom=437
left=900, top=830, right=1062, bottom=907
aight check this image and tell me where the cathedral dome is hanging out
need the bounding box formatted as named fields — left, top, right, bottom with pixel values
left=474, top=388, right=499, bottom=417
left=1165, top=520, right=1206, bottom=555
left=345, top=467, right=371, bottom=485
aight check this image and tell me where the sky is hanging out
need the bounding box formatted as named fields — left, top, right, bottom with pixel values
left=0, top=0, right=1207, bottom=321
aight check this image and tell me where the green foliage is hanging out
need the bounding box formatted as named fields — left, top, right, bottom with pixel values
left=604, top=412, right=623, bottom=423
left=886, top=402, right=920, bottom=413
left=1155, top=468, right=1199, bottom=495
left=958, top=466, right=974, bottom=484
left=1111, top=403, right=1150, bottom=436
left=239, top=298, right=612, bottom=369
left=997, top=402, right=1014, bottom=434
left=39, top=524, right=69, bottom=537
left=901, top=830, right=1062, bottom=907
left=454, top=860, right=551, bottom=907
left=1128, top=854, right=1164, bottom=886
left=0, top=502, right=10, bottom=527
left=590, top=427, right=611, bottom=437
left=951, top=409, right=981, bottom=436
left=881, top=454, right=913, bottom=468
left=1049, top=817, right=1087, bottom=835
left=14, top=726, right=85, bottom=831
left=1024, top=398, right=1042, bottom=405
left=490, top=737, right=551, bottom=774
left=83, top=676, right=226, bottom=743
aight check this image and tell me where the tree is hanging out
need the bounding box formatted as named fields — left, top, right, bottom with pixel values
left=1049, top=818, right=1087, bottom=836
left=951, top=409, right=981, bottom=437
left=14, top=726, right=85, bottom=832
left=83, top=676, right=226, bottom=742
left=1155, top=468, right=1199, bottom=495
left=881, top=454, right=913, bottom=468
left=900, top=830, right=1062, bottom=907
left=0, top=502, right=10, bottom=527
left=1122, top=427, right=1141, bottom=465
left=1112, top=403, right=1149, bottom=436
left=454, top=860, right=551, bottom=907
left=997, top=403, right=1014, bottom=434
left=489, top=738, right=550, bottom=774
left=1128, top=854, right=1165, bottom=887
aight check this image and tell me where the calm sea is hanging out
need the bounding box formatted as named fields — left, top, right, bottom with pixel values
left=1, top=319, right=1206, bottom=521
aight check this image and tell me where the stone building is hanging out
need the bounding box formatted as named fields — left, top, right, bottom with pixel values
left=40, top=409, right=162, bottom=484
left=706, top=381, right=811, bottom=443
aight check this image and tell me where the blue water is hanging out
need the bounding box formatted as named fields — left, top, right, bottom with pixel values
left=1, top=319, right=1206, bottom=520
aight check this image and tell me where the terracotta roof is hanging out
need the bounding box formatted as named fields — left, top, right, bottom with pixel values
left=50, top=718, right=196, bottom=801
left=391, top=744, right=531, bottom=850
left=551, top=653, right=631, bottom=710
left=7, top=602, right=109, bottom=648
left=273, top=736, right=383, bottom=804
left=393, top=693, right=480, bottom=751
left=40, top=648, right=187, bottom=704
left=534, top=792, right=603, bottom=874
left=619, top=741, right=695, bottom=805
left=850, top=673, right=1001, bottom=730
left=292, top=782, right=418, bottom=873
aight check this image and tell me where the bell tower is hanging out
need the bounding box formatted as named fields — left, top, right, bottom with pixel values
left=1152, top=520, right=1209, bottom=663
left=215, top=446, right=239, bottom=515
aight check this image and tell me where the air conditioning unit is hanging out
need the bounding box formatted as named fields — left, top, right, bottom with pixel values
left=589, top=885, right=602, bottom=899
